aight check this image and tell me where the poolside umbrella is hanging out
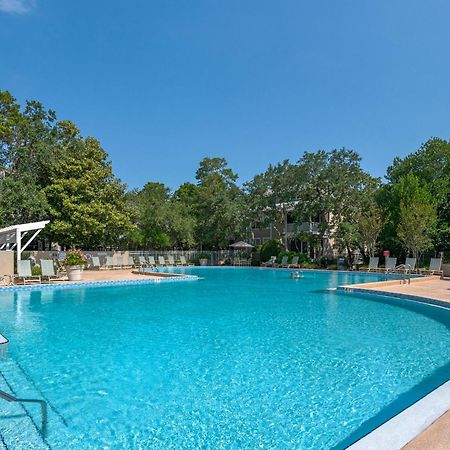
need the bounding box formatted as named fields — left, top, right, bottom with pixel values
left=229, top=241, right=254, bottom=265
left=229, top=241, right=254, bottom=249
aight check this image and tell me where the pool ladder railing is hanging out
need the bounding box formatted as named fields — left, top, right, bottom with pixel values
left=0, top=389, right=47, bottom=435
left=393, top=264, right=413, bottom=285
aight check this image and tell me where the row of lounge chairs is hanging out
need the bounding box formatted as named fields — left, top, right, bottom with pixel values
left=366, top=257, right=443, bottom=275
left=13, top=260, right=67, bottom=285
left=90, top=255, right=193, bottom=270
left=261, top=256, right=301, bottom=268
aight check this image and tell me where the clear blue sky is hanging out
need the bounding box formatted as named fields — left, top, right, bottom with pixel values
left=1, top=0, right=450, bottom=190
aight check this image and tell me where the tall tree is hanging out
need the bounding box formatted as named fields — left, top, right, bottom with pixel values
left=44, top=123, right=132, bottom=248
left=195, top=157, right=248, bottom=249
left=386, top=138, right=450, bottom=251
left=293, top=149, right=379, bottom=259
left=245, top=160, right=296, bottom=248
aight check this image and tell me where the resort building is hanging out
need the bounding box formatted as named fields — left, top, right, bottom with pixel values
left=250, top=202, right=335, bottom=257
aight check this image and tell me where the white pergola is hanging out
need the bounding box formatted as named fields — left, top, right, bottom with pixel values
left=0, top=220, right=50, bottom=263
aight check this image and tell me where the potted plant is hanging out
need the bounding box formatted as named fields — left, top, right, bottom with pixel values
left=63, top=250, right=87, bottom=281
left=196, top=253, right=209, bottom=266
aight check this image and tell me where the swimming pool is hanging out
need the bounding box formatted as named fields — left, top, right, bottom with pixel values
left=0, top=268, right=448, bottom=449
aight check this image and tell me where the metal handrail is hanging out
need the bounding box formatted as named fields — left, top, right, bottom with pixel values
left=0, top=389, right=47, bottom=436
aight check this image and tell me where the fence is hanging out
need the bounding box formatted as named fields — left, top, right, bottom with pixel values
left=23, top=249, right=243, bottom=266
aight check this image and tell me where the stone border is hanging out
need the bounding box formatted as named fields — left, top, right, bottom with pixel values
left=348, top=381, right=450, bottom=450
left=0, top=275, right=199, bottom=292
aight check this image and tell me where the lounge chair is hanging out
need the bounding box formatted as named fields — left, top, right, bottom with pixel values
left=288, top=256, right=300, bottom=268
left=115, top=255, right=124, bottom=269
left=367, top=257, right=379, bottom=272
left=128, top=256, right=136, bottom=268
left=167, top=255, right=175, bottom=266
left=41, top=260, right=67, bottom=282
left=441, top=263, right=450, bottom=279
left=14, top=260, right=41, bottom=284
left=138, top=256, right=148, bottom=268
left=261, top=256, right=277, bottom=267
left=420, top=258, right=443, bottom=276
left=91, top=256, right=106, bottom=270
left=158, top=256, right=167, bottom=266
left=405, top=257, right=417, bottom=272
left=382, top=257, right=397, bottom=273
left=105, top=256, right=115, bottom=269
left=179, top=256, right=193, bottom=266
left=277, top=256, right=289, bottom=268
left=147, top=256, right=156, bottom=267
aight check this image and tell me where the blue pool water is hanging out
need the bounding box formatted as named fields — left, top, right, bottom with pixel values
left=0, top=268, right=449, bottom=449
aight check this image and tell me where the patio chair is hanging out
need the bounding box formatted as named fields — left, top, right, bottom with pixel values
left=288, top=256, right=300, bottom=268
left=138, top=256, right=148, bottom=268
left=261, top=256, right=277, bottom=267
left=41, top=260, right=67, bottom=282
left=277, top=256, right=289, bottom=268
left=128, top=256, right=136, bottom=268
left=91, top=256, right=106, bottom=270
left=179, top=255, right=193, bottom=266
left=367, top=257, right=379, bottom=272
left=396, top=257, right=417, bottom=274
left=383, top=257, right=397, bottom=273
left=115, top=255, right=124, bottom=269
left=167, top=255, right=175, bottom=266
left=14, top=260, right=41, bottom=285
left=441, top=263, right=450, bottom=279
left=420, top=258, right=443, bottom=276
left=105, top=256, right=115, bottom=269
left=158, top=256, right=167, bottom=266
left=147, top=256, right=156, bottom=267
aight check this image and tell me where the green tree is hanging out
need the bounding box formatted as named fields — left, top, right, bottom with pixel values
left=397, top=201, right=436, bottom=257
left=245, top=160, right=296, bottom=249
left=195, top=157, right=248, bottom=249
left=45, top=124, right=132, bottom=248
left=293, top=149, right=380, bottom=259
left=386, top=138, right=450, bottom=251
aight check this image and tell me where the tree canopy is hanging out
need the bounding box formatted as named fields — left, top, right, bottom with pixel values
left=1, top=89, right=448, bottom=258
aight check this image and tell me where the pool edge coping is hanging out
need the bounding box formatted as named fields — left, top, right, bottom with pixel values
left=347, top=381, right=450, bottom=450
left=0, top=274, right=199, bottom=291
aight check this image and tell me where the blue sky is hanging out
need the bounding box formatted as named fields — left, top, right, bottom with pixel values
left=1, top=0, right=450, bottom=190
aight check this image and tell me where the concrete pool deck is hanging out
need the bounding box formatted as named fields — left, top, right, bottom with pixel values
left=340, top=275, right=450, bottom=306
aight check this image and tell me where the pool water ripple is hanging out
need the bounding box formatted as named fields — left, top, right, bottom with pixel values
left=0, top=268, right=448, bottom=449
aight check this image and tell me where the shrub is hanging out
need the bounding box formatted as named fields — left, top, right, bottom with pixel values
left=31, top=265, right=42, bottom=276
left=260, top=240, right=283, bottom=262
left=63, top=250, right=87, bottom=266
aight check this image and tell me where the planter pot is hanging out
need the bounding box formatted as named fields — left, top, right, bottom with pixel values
left=199, top=259, right=208, bottom=266
left=66, top=265, right=83, bottom=281
left=442, top=264, right=450, bottom=278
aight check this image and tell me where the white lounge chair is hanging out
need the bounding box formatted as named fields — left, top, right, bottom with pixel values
left=91, top=256, right=107, bottom=270
left=158, top=256, right=166, bottom=266
left=396, top=257, right=417, bottom=273
left=138, top=256, right=148, bottom=268
left=367, top=257, right=379, bottom=272
left=128, top=256, right=135, bottom=268
left=420, top=258, right=443, bottom=276
left=279, top=256, right=289, bottom=268
left=261, top=256, right=276, bottom=267
left=179, top=255, right=193, bottom=266
left=288, top=256, right=300, bottom=268
left=147, top=256, right=156, bottom=267
left=105, top=256, right=115, bottom=269
left=15, top=260, right=41, bottom=284
left=383, top=257, right=397, bottom=273
left=167, top=255, right=175, bottom=266
left=41, top=260, right=67, bottom=282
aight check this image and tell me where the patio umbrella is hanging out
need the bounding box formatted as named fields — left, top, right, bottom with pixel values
left=229, top=241, right=254, bottom=249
